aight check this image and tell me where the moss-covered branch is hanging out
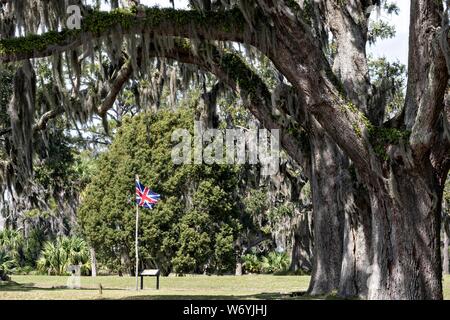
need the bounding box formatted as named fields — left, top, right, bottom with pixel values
left=0, top=7, right=249, bottom=63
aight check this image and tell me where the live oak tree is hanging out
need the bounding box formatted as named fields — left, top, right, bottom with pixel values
left=0, top=59, right=88, bottom=236
left=1, top=0, right=449, bottom=299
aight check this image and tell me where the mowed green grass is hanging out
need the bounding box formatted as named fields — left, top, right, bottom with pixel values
left=1, top=275, right=450, bottom=300
left=1, top=275, right=311, bottom=300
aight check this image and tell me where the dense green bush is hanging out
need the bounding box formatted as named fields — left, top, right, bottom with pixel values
left=242, top=253, right=261, bottom=274
left=0, top=227, right=49, bottom=272
left=79, top=109, right=241, bottom=275
left=243, top=251, right=290, bottom=274
left=0, top=229, right=23, bottom=263
left=0, top=248, right=15, bottom=280
left=260, top=252, right=290, bottom=274
left=37, top=237, right=91, bottom=275
left=0, top=229, right=22, bottom=279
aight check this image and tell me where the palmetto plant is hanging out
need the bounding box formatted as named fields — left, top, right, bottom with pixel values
left=260, top=252, right=290, bottom=274
left=0, top=229, right=24, bottom=263
left=0, top=248, right=16, bottom=280
left=37, top=237, right=91, bottom=275
left=242, top=253, right=261, bottom=274
left=242, top=251, right=290, bottom=274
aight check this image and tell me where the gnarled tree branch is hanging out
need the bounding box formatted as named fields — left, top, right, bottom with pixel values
left=97, top=60, right=133, bottom=117
left=0, top=7, right=252, bottom=63
left=0, top=5, right=374, bottom=181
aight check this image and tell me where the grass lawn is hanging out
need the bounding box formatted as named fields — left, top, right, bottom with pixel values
left=1, top=274, right=311, bottom=300
left=1, top=275, right=450, bottom=300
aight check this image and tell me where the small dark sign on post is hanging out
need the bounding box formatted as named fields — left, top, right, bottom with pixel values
left=140, top=269, right=160, bottom=290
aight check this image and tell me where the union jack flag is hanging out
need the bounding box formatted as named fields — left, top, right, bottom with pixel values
left=136, top=180, right=160, bottom=209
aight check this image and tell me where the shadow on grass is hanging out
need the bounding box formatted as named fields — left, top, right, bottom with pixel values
left=119, top=291, right=342, bottom=301
left=0, top=281, right=37, bottom=292
left=0, top=281, right=344, bottom=300
left=0, top=281, right=125, bottom=292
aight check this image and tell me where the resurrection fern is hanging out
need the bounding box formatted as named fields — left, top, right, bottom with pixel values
left=368, top=127, right=411, bottom=160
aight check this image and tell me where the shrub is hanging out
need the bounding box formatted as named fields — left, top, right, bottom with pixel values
left=0, top=227, right=47, bottom=271
left=242, top=253, right=261, bottom=274
left=243, top=251, right=290, bottom=274
left=260, top=252, right=290, bottom=274
left=37, top=237, right=91, bottom=275
left=0, top=248, right=15, bottom=281
left=0, top=229, right=23, bottom=264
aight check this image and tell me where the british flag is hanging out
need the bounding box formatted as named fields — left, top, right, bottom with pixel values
left=136, top=180, right=160, bottom=209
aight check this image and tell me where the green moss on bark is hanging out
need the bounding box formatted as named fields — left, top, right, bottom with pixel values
left=369, top=127, right=411, bottom=160
left=339, top=101, right=409, bottom=160
left=0, top=29, right=80, bottom=55
left=218, top=50, right=271, bottom=102
left=0, top=7, right=245, bottom=56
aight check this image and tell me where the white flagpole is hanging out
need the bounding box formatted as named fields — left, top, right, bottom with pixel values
left=135, top=175, right=139, bottom=291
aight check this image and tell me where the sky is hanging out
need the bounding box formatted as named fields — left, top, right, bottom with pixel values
left=140, top=0, right=189, bottom=8
left=100, top=0, right=189, bottom=9
left=366, top=0, right=410, bottom=65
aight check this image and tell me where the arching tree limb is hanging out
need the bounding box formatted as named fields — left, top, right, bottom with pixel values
left=0, top=5, right=372, bottom=180
left=0, top=8, right=252, bottom=63
left=97, top=60, right=133, bottom=117
left=140, top=40, right=311, bottom=171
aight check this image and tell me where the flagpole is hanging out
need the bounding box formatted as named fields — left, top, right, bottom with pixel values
left=135, top=175, right=139, bottom=291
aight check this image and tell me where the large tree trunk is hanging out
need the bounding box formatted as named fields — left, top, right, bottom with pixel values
left=307, top=122, right=344, bottom=295
left=367, top=163, right=443, bottom=299
left=338, top=177, right=372, bottom=298
left=307, top=119, right=372, bottom=298
left=325, top=3, right=374, bottom=298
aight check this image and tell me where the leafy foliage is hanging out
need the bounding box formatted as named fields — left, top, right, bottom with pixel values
left=368, top=20, right=395, bottom=45
left=260, top=252, right=290, bottom=274
left=0, top=248, right=15, bottom=280
left=79, top=108, right=242, bottom=275
left=368, top=57, right=406, bottom=118
left=37, top=237, right=90, bottom=276
left=0, top=228, right=45, bottom=277
left=242, top=253, right=261, bottom=273
left=243, top=251, right=290, bottom=274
